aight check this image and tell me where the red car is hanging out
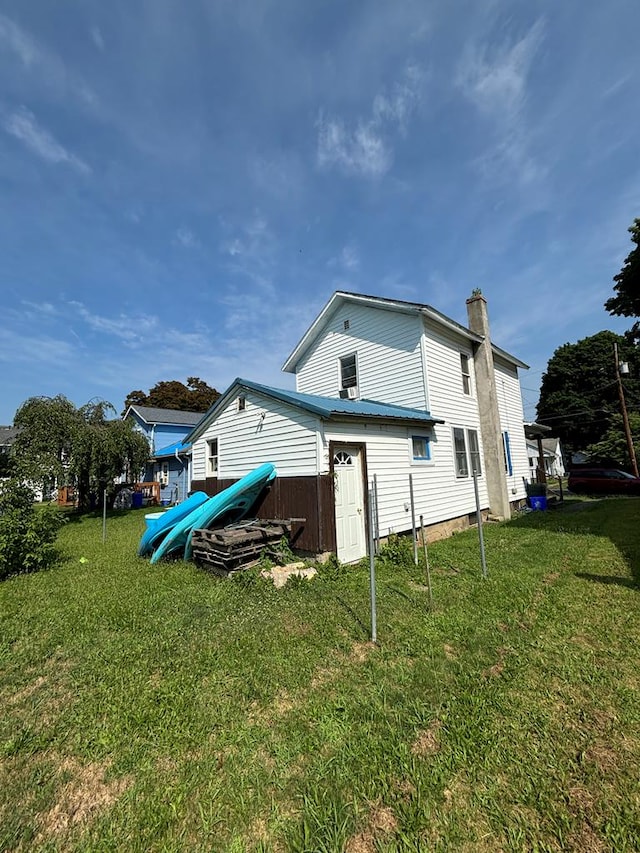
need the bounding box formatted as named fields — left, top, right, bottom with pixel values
left=568, top=468, right=640, bottom=496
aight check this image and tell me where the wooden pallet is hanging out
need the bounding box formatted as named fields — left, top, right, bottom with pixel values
left=191, top=519, right=292, bottom=574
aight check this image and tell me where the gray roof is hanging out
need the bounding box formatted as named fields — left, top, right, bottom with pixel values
left=0, top=426, right=19, bottom=447
left=126, top=406, right=203, bottom=427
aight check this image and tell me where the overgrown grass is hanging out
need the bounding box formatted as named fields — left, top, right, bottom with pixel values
left=1, top=499, right=639, bottom=851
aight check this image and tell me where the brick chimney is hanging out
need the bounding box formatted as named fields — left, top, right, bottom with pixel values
left=466, top=292, right=511, bottom=520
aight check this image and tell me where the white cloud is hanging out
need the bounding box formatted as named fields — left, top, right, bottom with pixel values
left=457, top=19, right=545, bottom=187
left=90, top=26, right=105, bottom=52
left=174, top=227, right=199, bottom=248
left=4, top=107, right=90, bottom=174
left=0, top=13, right=39, bottom=67
left=69, top=302, right=158, bottom=344
left=317, top=62, right=424, bottom=179
left=457, top=20, right=544, bottom=120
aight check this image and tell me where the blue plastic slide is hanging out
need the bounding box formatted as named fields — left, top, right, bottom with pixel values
left=137, top=491, right=209, bottom=557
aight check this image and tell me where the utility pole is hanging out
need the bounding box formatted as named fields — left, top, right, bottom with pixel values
left=614, top=343, right=639, bottom=477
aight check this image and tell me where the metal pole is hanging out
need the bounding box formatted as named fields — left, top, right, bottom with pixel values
left=472, top=469, right=487, bottom=579
left=419, top=514, right=433, bottom=608
left=409, top=474, right=418, bottom=566
left=614, top=343, right=639, bottom=477
left=373, top=474, right=380, bottom=555
left=367, top=489, right=377, bottom=643
left=558, top=474, right=564, bottom=503
left=102, top=488, right=107, bottom=544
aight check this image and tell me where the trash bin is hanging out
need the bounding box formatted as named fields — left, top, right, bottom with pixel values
left=132, top=492, right=143, bottom=509
left=529, top=495, right=547, bottom=511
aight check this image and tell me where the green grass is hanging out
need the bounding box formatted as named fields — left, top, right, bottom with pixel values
left=1, top=499, right=639, bottom=851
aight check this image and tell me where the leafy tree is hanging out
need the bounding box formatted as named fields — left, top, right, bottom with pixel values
left=0, top=479, right=63, bottom=580
left=587, top=413, right=640, bottom=469
left=605, top=217, right=640, bottom=340
left=12, top=396, right=150, bottom=510
left=123, top=377, right=220, bottom=414
left=536, top=331, right=640, bottom=457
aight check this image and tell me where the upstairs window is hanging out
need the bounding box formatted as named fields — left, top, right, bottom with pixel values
left=207, top=438, right=218, bottom=477
left=411, top=435, right=431, bottom=462
left=238, top=395, right=246, bottom=412
left=460, top=354, right=471, bottom=395
left=339, top=353, right=358, bottom=397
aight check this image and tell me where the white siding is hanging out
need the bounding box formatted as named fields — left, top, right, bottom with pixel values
left=494, top=357, right=528, bottom=501
left=324, top=420, right=490, bottom=538
left=295, top=303, right=427, bottom=409
left=191, top=389, right=320, bottom=480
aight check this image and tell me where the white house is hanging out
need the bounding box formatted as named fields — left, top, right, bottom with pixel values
left=527, top=437, right=565, bottom=480
left=187, top=291, right=530, bottom=562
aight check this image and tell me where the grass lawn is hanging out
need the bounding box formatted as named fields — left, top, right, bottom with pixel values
left=1, top=499, right=639, bottom=852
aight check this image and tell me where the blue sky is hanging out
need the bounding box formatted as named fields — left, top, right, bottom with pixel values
left=1, top=1, right=638, bottom=424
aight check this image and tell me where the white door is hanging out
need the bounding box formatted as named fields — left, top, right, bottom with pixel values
left=333, top=446, right=367, bottom=563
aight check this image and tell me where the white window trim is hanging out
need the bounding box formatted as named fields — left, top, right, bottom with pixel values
left=206, top=437, right=219, bottom=477
left=338, top=352, right=359, bottom=393
left=452, top=427, right=482, bottom=479
left=460, top=353, right=472, bottom=396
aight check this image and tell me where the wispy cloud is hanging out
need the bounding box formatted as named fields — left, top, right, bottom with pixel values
left=69, top=302, right=157, bottom=344
left=90, top=25, right=105, bottom=52
left=4, top=107, right=90, bottom=174
left=0, top=13, right=97, bottom=107
left=457, top=19, right=545, bottom=186
left=317, top=62, right=425, bottom=179
left=174, top=227, right=199, bottom=248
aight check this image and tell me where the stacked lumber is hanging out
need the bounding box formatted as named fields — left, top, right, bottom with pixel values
left=191, top=520, right=292, bottom=575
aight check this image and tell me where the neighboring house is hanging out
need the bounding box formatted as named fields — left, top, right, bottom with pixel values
left=123, top=406, right=203, bottom=503
left=187, top=291, right=530, bottom=562
left=525, top=431, right=566, bottom=481
left=0, top=426, right=18, bottom=479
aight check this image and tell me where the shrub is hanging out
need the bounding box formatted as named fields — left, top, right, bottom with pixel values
left=378, top=532, right=416, bottom=569
left=0, top=479, right=63, bottom=580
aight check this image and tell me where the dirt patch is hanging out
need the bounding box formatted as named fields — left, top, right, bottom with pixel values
left=543, top=572, right=560, bottom=585
left=8, top=676, right=47, bottom=705
left=585, top=742, right=618, bottom=773
left=345, top=804, right=398, bottom=853
left=566, top=821, right=605, bottom=853
left=412, top=718, right=441, bottom=757
left=483, top=647, right=507, bottom=679
left=443, top=643, right=457, bottom=660
left=36, top=755, right=131, bottom=843
left=350, top=642, right=375, bottom=663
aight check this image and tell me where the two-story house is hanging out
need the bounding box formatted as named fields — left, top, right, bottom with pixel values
left=123, top=405, right=203, bottom=503
left=186, top=291, right=530, bottom=561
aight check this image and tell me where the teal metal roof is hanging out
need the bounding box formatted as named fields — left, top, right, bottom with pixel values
left=153, top=440, right=191, bottom=458
left=186, top=378, right=444, bottom=444
left=237, top=378, right=443, bottom=422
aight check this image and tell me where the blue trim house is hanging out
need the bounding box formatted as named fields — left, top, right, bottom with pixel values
left=123, top=406, right=203, bottom=503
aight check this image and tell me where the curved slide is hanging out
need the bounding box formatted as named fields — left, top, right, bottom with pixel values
left=137, top=491, right=209, bottom=557
left=149, top=463, right=277, bottom=564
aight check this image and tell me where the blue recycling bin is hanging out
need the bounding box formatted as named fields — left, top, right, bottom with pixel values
left=131, top=492, right=143, bottom=509
left=529, top=495, right=547, bottom=511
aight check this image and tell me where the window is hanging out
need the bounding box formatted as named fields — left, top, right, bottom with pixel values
left=502, top=431, right=513, bottom=476
left=238, top=395, right=246, bottom=412
left=411, top=435, right=431, bottom=462
left=207, top=438, right=218, bottom=476
left=460, top=354, right=471, bottom=395
left=453, top=428, right=469, bottom=478
left=453, top=428, right=482, bottom=478
left=339, top=353, right=358, bottom=396
left=160, top=462, right=169, bottom=485
left=468, top=429, right=482, bottom=475
left=340, top=353, right=357, bottom=388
